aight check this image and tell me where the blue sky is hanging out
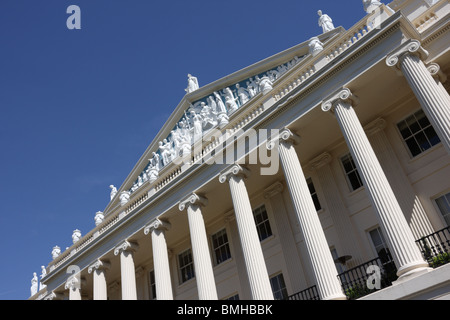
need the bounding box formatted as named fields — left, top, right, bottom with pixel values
left=0, top=0, right=369, bottom=300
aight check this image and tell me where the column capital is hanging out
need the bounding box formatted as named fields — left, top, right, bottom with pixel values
left=386, top=39, right=429, bottom=69
left=179, top=193, right=208, bottom=211
left=307, top=152, right=333, bottom=172
left=267, top=128, right=301, bottom=150
left=427, top=62, right=448, bottom=83
left=144, top=218, right=171, bottom=235
left=219, top=164, right=251, bottom=184
left=114, top=240, right=139, bottom=256
left=321, top=88, right=358, bottom=113
left=263, top=181, right=284, bottom=199
left=88, top=259, right=111, bottom=274
left=44, top=291, right=64, bottom=300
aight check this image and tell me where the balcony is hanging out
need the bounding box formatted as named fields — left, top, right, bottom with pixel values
left=416, top=226, right=450, bottom=269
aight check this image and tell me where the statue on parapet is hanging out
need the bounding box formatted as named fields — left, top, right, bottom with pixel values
left=363, top=0, right=383, bottom=13
left=185, top=74, right=199, bottom=94
left=318, top=10, right=335, bottom=33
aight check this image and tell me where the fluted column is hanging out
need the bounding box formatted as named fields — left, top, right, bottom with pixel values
left=365, top=118, right=435, bottom=240
left=322, top=88, right=430, bottom=280
left=144, top=219, right=173, bottom=300
left=386, top=39, right=450, bottom=154
left=88, top=259, right=110, bottom=300
left=219, top=165, right=274, bottom=300
left=114, top=240, right=139, bottom=300
left=179, top=194, right=218, bottom=300
left=307, top=152, right=365, bottom=267
left=268, top=130, right=346, bottom=300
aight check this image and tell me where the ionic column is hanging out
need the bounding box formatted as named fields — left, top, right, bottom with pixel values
left=219, top=165, right=274, bottom=300
left=386, top=39, right=450, bottom=154
left=88, top=259, right=110, bottom=300
left=268, top=131, right=346, bottom=300
left=179, top=194, right=218, bottom=300
left=144, top=219, right=173, bottom=300
left=307, top=152, right=365, bottom=267
left=322, top=88, right=430, bottom=280
left=114, top=240, right=139, bottom=300
left=65, top=276, right=82, bottom=300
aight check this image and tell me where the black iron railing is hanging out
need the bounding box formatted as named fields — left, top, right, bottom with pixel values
left=337, top=256, right=398, bottom=300
left=288, top=285, right=320, bottom=300
left=416, top=226, right=450, bottom=268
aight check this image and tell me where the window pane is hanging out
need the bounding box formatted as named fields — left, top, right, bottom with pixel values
left=253, top=205, right=272, bottom=241
left=436, top=194, right=450, bottom=227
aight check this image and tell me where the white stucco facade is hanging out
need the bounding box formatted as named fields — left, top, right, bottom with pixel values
left=31, top=0, right=450, bottom=301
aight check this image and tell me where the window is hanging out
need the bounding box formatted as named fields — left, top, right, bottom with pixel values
left=212, top=229, right=232, bottom=265
left=253, top=205, right=272, bottom=241
left=307, top=178, right=322, bottom=211
left=435, top=193, right=450, bottom=226
left=270, top=273, right=288, bottom=300
left=397, top=109, right=441, bottom=157
left=341, top=153, right=363, bottom=191
left=178, top=249, right=195, bottom=283
left=149, top=270, right=156, bottom=300
left=224, top=294, right=240, bottom=300
left=369, top=227, right=393, bottom=266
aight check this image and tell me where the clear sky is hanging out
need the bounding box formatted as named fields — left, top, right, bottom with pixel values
left=0, top=0, right=372, bottom=300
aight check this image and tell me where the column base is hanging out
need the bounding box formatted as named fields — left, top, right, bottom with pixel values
left=394, top=262, right=432, bottom=286
left=324, top=293, right=348, bottom=301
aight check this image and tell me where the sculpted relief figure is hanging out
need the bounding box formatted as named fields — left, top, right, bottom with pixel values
left=318, top=10, right=335, bottom=33
left=200, top=102, right=217, bottom=130
left=259, top=76, right=273, bottom=94
left=185, top=74, right=199, bottom=94
left=191, top=110, right=204, bottom=142
left=236, top=83, right=250, bottom=106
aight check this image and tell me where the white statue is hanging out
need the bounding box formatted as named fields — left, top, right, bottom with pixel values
left=309, top=37, right=324, bottom=57
left=246, top=80, right=258, bottom=98
left=191, top=110, right=203, bottom=142
left=150, top=152, right=161, bottom=171
left=185, top=74, right=199, bottom=94
left=159, top=139, right=174, bottom=166
left=94, top=211, right=104, bottom=226
left=119, top=191, right=131, bottom=206
left=31, top=273, right=38, bottom=296
left=258, top=76, right=273, bottom=94
left=39, top=266, right=47, bottom=291
left=200, top=102, right=217, bottom=130
left=72, top=229, right=82, bottom=244
left=363, top=0, right=382, bottom=13
left=109, top=185, right=117, bottom=201
left=51, top=246, right=61, bottom=260
left=318, top=10, right=335, bottom=33
left=236, top=83, right=250, bottom=105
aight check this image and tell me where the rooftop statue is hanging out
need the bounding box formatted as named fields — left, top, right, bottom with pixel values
left=119, top=191, right=131, bottom=206
left=185, top=74, right=199, bottom=94
left=51, top=246, right=61, bottom=260
left=95, top=211, right=104, bottom=226
left=318, top=10, right=335, bottom=33
left=109, top=185, right=117, bottom=201
left=31, top=273, right=38, bottom=296
left=363, top=0, right=382, bottom=13
left=39, top=266, right=47, bottom=291
left=72, top=229, right=82, bottom=244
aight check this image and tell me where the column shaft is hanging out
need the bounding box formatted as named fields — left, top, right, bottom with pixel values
left=179, top=194, right=218, bottom=300
left=114, top=241, right=139, bottom=300
left=220, top=165, right=274, bottom=300
left=275, top=132, right=346, bottom=300
left=93, top=269, right=108, bottom=300
left=329, top=93, right=429, bottom=278
left=151, top=228, right=173, bottom=300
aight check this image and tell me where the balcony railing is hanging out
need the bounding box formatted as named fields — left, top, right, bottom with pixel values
left=337, top=256, right=398, bottom=300
left=288, top=285, right=320, bottom=301
left=416, top=226, right=450, bottom=268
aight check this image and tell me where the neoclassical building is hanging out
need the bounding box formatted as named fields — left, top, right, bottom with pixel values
left=31, top=0, right=450, bottom=301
